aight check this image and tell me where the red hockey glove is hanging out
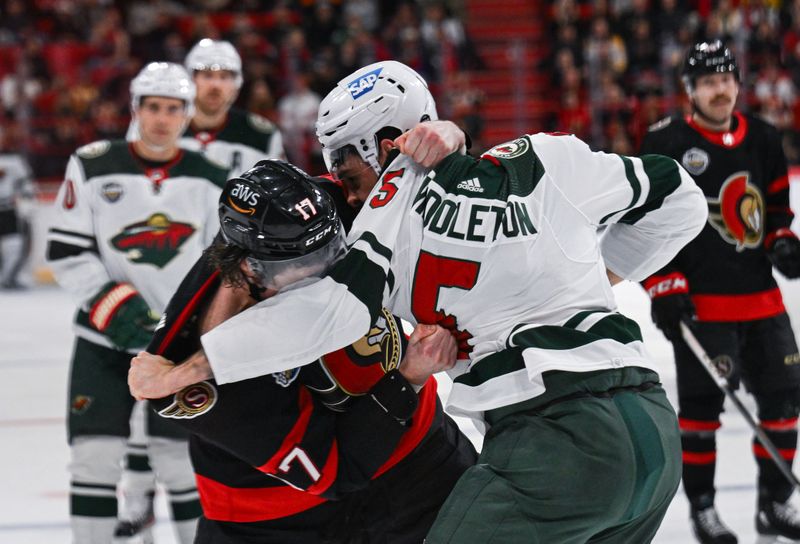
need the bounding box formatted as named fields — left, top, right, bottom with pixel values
left=766, top=229, right=800, bottom=279
left=642, top=272, right=695, bottom=341
left=89, top=282, right=159, bottom=350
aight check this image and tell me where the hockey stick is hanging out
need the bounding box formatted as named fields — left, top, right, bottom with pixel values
left=679, top=321, right=800, bottom=492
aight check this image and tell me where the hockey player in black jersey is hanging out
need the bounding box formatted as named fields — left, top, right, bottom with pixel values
left=128, top=160, right=477, bottom=543
left=641, top=40, right=800, bottom=544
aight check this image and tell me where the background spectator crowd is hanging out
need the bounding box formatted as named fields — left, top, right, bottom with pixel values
left=2, top=0, right=800, bottom=180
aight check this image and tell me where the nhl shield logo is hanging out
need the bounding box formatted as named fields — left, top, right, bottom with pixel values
left=681, top=147, right=710, bottom=176
left=101, top=182, right=124, bottom=203
left=273, top=368, right=300, bottom=387
left=111, top=213, right=195, bottom=268
left=159, top=381, right=217, bottom=419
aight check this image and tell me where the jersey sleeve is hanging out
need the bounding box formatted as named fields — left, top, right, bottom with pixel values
left=267, top=129, right=285, bottom=160
left=200, top=159, right=422, bottom=383
left=529, top=133, right=707, bottom=281
left=762, top=124, right=794, bottom=237
left=150, top=264, right=417, bottom=499
left=45, top=155, right=113, bottom=305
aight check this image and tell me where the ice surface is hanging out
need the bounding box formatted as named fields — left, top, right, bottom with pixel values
left=3, top=278, right=800, bottom=543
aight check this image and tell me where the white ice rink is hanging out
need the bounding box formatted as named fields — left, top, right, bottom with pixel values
left=4, top=279, right=800, bottom=543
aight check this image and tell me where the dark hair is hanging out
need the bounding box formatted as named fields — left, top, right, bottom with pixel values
left=204, top=239, right=251, bottom=288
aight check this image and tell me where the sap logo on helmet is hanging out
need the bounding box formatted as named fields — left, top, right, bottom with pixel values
left=305, top=224, right=335, bottom=246
left=230, top=183, right=259, bottom=206
left=347, top=67, right=383, bottom=99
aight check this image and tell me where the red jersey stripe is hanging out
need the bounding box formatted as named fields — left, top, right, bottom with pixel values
left=692, top=288, right=785, bottom=322
left=258, top=387, right=315, bottom=474
left=372, top=376, right=438, bottom=479
left=195, top=473, right=327, bottom=522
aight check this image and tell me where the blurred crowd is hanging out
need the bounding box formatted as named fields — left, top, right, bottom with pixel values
left=545, top=0, right=800, bottom=160
left=0, top=0, right=482, bottom=178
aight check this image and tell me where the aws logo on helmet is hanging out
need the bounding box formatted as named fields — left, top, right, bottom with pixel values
left=227, top=182, right=261, bottom=216
left=347, top=67, right=383, bottom=99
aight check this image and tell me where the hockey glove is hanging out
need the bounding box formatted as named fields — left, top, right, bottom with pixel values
left=643, top=272, right=695, bottom=342
left=767, top=230, right=800, bottom=279
left=89, top=282, right=159, bottom=350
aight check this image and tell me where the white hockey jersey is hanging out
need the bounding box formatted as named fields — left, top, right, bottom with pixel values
left=46, top=140, right=228, bottom=349
left=200, top=133, right=707, bottom=428
left=179, top=108, right=285, bottom=177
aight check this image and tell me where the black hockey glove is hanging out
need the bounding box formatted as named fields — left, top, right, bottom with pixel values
left=89, top=282, right=159, bottom=350
left=643, top=272, right=695, bottom=342
left=767, top=232, right=800, bottom=279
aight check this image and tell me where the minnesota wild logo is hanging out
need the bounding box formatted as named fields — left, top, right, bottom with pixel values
left=111, top=213, right=195, bottom=268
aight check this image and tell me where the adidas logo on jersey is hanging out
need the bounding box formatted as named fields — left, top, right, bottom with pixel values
left=456, top=177, right=484, bottom=193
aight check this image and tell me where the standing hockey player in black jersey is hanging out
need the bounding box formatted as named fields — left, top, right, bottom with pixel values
left=129, top=160, right=477, bottom=543
left=641, top=40, right=800, bottom=544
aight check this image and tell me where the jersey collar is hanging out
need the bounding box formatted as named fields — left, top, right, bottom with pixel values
left=686, top=111, right=747, bottom=148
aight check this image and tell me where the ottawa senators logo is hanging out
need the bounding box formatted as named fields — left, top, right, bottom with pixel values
left=314, top=308, right=403, bottom=400
left=159, top=381, right=217, bottom=419
left=707, top=172, right=764, bottom=251
left=111, top=213, right=195, bottom=268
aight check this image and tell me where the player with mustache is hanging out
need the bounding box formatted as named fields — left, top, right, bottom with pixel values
left=640, top=40, right=800, bottom=544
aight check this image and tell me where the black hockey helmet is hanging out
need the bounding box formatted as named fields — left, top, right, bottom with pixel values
left=219, top=159, right=344, bottom=261
left=681, top=40, right=740, bottom=92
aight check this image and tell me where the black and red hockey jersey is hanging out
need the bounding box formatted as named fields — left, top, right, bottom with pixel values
left=640, top=112, right=794, bottom=321
left=145, top=180, right=475, bottom=539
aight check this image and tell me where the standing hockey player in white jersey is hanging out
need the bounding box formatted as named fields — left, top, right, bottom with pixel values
left=129, top=61, right=708, bottom=542
left=0, top=143, right=34, bottom=289
left=46, top=62, right=228, bottom=544
left=181, top=38, right=284, bottom=175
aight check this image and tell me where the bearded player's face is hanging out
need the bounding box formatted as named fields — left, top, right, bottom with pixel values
left=692, top=72, right=739, bottom=125
left=193, top=70, right=238, bottom=116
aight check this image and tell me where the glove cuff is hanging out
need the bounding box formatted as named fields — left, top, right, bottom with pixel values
left=89, top=282, right=139, bottom=331
left=643, top=272, right=689, bottom=299
left=764, top=228, right=797, bottom=250
left=368, top=369, right=419, bottom=423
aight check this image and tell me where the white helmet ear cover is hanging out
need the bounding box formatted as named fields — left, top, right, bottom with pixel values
left=185, top=38, right=244, bottom=90
left=316, top=60, right=438, bottom=175
left=130, top=62, right=196, bottom=119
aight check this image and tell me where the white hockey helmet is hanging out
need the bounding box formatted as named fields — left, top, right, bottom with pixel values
left=185, top=38, right=243, bottom=89
left=316, top=60, right=438, bottom=175
left=130, top=62, right=196, bottom=117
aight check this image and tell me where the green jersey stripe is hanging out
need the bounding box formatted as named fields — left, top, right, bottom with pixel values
left=355, top=231, right=393, bottom=262
left=599, top=155, right=643, bottom=224
left=619, top=155, right=682, bottom=225
left=328, top=248, right=386, bottom=325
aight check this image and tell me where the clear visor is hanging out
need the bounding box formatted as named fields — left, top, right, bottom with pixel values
left=323, top=145, right=358, bottom=180
left=245, top=224, right=347, bottom=291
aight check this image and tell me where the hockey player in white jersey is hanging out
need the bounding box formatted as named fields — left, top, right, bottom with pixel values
left=0, top=141, right=34, bottom=289
left=129, top=61, right=708, bottom=542
left=47, top=62, right=228, bottom=544
left=181, top=38, right=284, bottom=175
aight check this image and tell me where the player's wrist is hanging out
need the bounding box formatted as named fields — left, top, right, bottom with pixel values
left=643, top=272, right=689, bottom=299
